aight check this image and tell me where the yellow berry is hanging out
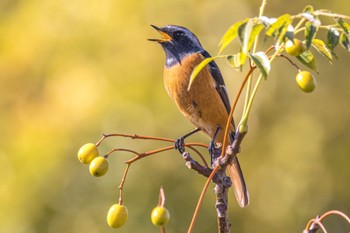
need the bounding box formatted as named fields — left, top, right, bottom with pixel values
left=107, top=204, right=128, bottom=228
left=151, top=206, right=170, bottom=226
left=296, top=71, right=317, bottom=93
left=89, top=157, right=109, bottom=177
left=77, top=143, right=99, bottom=164
left=285, top=39, right=305, bottom=56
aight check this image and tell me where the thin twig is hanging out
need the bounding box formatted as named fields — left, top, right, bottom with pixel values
left=304, top=210, right=350, bottom=233
left=277, top=53, right=301, bottom=71
left=118, top=164, right=131, bottom=205
left=221, top=66, right=256, bottom=157
left=187, top=165, right=221, bottom=233
left=314, top=10, right=350, bottom=20
left=98, top=133, right=209, bottom=166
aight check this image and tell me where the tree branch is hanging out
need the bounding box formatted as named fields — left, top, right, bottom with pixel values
left=182, top=129, right=247, bottom=233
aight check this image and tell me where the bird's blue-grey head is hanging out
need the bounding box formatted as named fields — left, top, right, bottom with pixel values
left=149, top=25, right=204, bottom=67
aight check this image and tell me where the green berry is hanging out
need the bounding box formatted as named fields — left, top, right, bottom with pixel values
left=77, top=143, right=99, bottom=164
left=107, top=204, right=128, bottom=228
left=151, top=206, right=170, bottom=226
left=89, top=157, right=109, bottom=177
left=296, top=71, right=317, bottom=93
left=285, top=39, right=305, bottom=56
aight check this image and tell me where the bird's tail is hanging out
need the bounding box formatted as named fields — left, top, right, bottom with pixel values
left=227, top=132, right=249, bottom=207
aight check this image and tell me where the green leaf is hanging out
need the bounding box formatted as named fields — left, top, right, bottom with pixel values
left=303, top=5, right=314, bottom=13
left=296, top=50, right=318, bottom=73
left=242, top=19, right=264, bottom=54
left=285, top=24, right=295, bottom=42
left=312, top=39, right=332, bottom=63
left=336, top=18, right=350, bottom=35
left=238, top=19, right=264, bottom=66
left=226, top=54, right=241, bottom=71
left=265, top=14, right=292, bottom=49
left=327, top=27, right=340, bottom=50
left=249, top=52, right=270, bottom=79
left=305, top=21, right=318, bottom=49
left=259, top=16, right=276, bottom=27
left=275, top=24, right=289, bottom=49
left=265, top=14, right=292, bottom=37
left=239, top=19, right=253, bottom=54
left=188, top=57, right=215, bottom=91
left=218, top=18, right=249, bottom=54
left=301, top=12, right=315, bottom=23
left=238, top=50, right=248, bottom=68
left=340, top=33, right=350, bottom=51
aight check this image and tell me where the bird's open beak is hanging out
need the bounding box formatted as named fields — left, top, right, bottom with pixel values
left=148, top=25, right=172, bottom=42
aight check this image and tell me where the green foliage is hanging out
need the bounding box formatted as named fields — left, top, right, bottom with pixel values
left=248, top=52, right=270, bottom=79
left=296, top=50, right=318, bottom=72
left=311, top=39, right=333, bottom=63
left=191, top=4, right=350, bottom=84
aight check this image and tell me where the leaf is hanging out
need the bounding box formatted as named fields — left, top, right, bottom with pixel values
left=301, top=5, right=322, bottom=26
left=265, top=14, right=292, bottom=37
left=327, top=27, right=340, bottom=50
left=340, top=33, right=350, bottom=51
left=301, top=12, right=315, bottom=23
left=285, top=24, right=295, bottom=42
left=296, top=50, right=318, bottom=73
left=249, top=52, right=271, bottom=79
left=305, top=21, right=318, bottom=49
left=265, top=14, right=292, bottom=49
left=218, top=18, right=249, bottom=54
left=259, top=16, right=277, bottom=27
left=303, top=5, right=314, bottom=13
left=188, top=57, right=215, bottom=91
left=226, top=54, right=241, bottom=71
left=243, top=20, right=264, bottom=54
left=238, top=50, right=247, bottom=69
left=336, top=17, right=350, bottom=35
left=275, top=24, right=289, bottom=49
left=239, top=19, right=253, bottom=54
left=238, top=19, right=264, bottom=66
left=312, top=39, right=332, bottom=63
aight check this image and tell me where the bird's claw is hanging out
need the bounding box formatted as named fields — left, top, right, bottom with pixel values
left=208, top=141, right=219, bottom=166
left=208, top=141, right=215, bottom=156
left=175, top=137, right=185, bottom=154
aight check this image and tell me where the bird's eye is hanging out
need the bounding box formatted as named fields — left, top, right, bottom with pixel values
left=173, top=31, right=185, bottom=39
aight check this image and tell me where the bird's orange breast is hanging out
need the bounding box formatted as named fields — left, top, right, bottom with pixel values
left=163, top=53, right=233, bottom=143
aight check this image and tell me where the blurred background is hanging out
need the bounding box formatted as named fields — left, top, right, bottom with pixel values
left=1, top=0, right=349, bottom=232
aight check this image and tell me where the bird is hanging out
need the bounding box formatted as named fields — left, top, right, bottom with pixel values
left=149, top=24, right=249, bottom=207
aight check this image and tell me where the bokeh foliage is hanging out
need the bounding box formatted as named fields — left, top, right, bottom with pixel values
left=0, top=0, right=349, bottom=232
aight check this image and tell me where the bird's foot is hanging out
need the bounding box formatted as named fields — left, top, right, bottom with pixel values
left=175, top=137, right=185, bottom=154
left=208, top=141, right=216, bottom=157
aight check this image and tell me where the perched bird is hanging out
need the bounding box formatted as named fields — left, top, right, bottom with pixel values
left=149, top=25, right=249, bottom=207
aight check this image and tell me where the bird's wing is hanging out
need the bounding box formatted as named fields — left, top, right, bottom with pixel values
left=201, top=51, right=249, bottom=207
left=201, top=50, right=235, bottom=130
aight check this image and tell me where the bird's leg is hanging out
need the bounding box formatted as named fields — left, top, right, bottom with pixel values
left=175, top=128, right=201, bottom=154
left=209, top=127, right=221, bottom=166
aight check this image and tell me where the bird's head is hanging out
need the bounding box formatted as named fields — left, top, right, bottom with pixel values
left=149, top=25, right=204, bottom=67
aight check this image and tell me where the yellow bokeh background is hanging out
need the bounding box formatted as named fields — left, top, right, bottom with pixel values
left=1, top=0, right=349, bottom=232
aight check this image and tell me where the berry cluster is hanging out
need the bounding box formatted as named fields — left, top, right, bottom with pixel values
left=285, top=39, right=317, bottom=93
left=77, top=143, right=170, bottom=229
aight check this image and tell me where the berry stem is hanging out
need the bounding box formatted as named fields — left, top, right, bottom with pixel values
left=158, top=187, right=166, bottom=207
left=98, top=133, right=176, bottom=146
left=118, top=163, right=131, bottom=205
left=160, top=226, right=166, bottom=233
left=277, top=54, right=301, bottom=71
